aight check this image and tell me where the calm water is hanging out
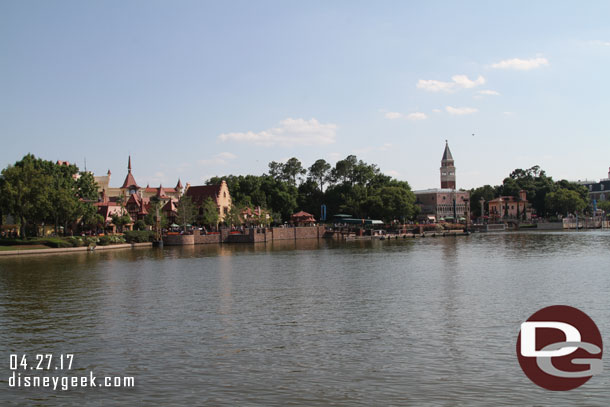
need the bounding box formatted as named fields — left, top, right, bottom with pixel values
left=1, top=231, right=610, bottom=406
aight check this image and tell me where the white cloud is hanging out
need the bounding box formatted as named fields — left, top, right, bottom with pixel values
left=451, top=75, right=486, bottom=89
left=199, top=152, right=238, bottom=166
left=478, top=89, right=500, bottom=96
left=590, top=40, right=610, bottom=47
left=218, top=118, right=337, bottom=147
left=406, top=112, right=428, bottom=121
left=384, top=111, right=427, bottom=120
left=491, top=57, right=549, bottom=70
left=384, top=111, right=403, bottom=119
left=417, top=75, right=485, bottom=92
left=432, top=108, right=441, bottom=113
left=446, top=106, right=478, bottom=115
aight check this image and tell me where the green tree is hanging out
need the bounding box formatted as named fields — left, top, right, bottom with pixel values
left=144, top=196, right=168, bottom=229
left=199, top=197, right=219, bottom=228
left=0, top=155, right=53, bottom=237
left=308, top=159, right=331, bottom=192
left=282, top=157, right=306, bottom=185
left=469, top=185, right=497, bottom=218
left=545, top=188, right=587, bottom=217
left=176, top=195, right=196, bottom=230
left=111, top=213, right=132, bottom=233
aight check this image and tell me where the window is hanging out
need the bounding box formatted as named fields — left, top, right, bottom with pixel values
left=601, top=184, right=605, bottom=191
left=224, top=191, right=226, bottom=197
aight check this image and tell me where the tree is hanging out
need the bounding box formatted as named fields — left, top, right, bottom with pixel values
left=268, top=161, right=284, bottom=180
left=225, top=205, right=243, bottom=227
left=545, top=188, right=587, bottom=217
left=176, top=195, right=196, bottom=230
left=282, top=157, right=306, bottom=185
left=308, top=159, right=331, bottom=192
left=0, top=155, right=53, bottom=237
left=469, top=185, right=496, bottom=218
left=111, top=213, right=132, bottom=233
left=199, top=197, right=219, bottom=228
left=144, top=196, right=168, bottom=229
left=331, top=155, right=358, bottom=185
left=597, top=200, right=610, bottom=216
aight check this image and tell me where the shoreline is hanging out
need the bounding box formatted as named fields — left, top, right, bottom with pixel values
left=0, top=242, right=152, bottom=257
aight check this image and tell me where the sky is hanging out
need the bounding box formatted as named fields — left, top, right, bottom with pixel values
left=2, top=1, right=610, bottom=190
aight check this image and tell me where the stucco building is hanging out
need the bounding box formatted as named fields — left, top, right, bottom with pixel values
left=414, top=141, right=470, bottom=222
left=184, top=181, right=232, bottom=223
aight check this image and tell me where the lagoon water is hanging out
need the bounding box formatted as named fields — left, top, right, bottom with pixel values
left=1, top=231, right=610, bottom=406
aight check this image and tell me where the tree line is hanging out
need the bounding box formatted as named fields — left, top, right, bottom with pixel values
left=469, top=165, right=591, bottom=218
left=0, top=154, right=99, bottom=237
left=207, top=155, right=419, bottom=224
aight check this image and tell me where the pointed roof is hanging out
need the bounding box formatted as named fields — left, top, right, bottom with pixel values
left=121, top=156, right=140, bottom=189
left=442, top=140, right=453, bottom=161
left=176, top=179, right=183, bottom=189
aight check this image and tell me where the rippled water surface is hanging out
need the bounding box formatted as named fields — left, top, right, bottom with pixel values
left=1, top=231, right=610, bottom=406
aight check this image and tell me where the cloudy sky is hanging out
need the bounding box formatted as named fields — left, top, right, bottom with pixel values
left=2, top=1, right=610, bottom=190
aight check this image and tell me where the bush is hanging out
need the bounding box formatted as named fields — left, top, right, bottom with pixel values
left=98, top=236, right=112, bottom=246
left=83, top=236, right=99, bottom=245
left=66, top=237, right=85, bottom=247
left=43, top=238, right=73, bottom=248
left=124, top=230, right=154, bottom=243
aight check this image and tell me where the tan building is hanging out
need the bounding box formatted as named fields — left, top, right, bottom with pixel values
left=185, top=181, right=232, bottom=222
left=414, top=141, right=470, bottom=222
left=488, top=190, right=531, bottom=221
left=95, top=156, right=183, bottom=201
left=94, top=156, right=183, bottom=228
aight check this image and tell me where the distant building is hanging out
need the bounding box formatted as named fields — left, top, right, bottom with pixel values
left=578, top=168, right=610, bottom=204
left=184, top=181, right=232, bottom=223
left=488, top=190, right=531, bottom=221
left=94, top=156, right=183, bottom=201
left=414, top=141, right=470, bottom=222
left=94, top=156, right=183, bottom=228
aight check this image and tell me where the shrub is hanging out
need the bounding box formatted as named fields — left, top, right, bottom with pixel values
left=124, top=230, right=154, bottom=243
left=66, top=237, right=85, bottom=247
left=83, top=236, right=99, bottom=245
left=98, top=236, right=112, bottom=246
left=43, top=238, right=73, bottom=248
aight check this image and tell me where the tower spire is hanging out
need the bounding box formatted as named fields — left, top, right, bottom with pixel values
left=440, top=141, right=456, bottom=189
left=128, top=155, right=132, bottom=172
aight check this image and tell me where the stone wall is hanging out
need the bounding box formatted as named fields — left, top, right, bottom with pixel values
left=164, top=234, right=195, bottom=245
left=164, top=226, right=325, bottom=246
left=194, top=234, right=222, bottom=244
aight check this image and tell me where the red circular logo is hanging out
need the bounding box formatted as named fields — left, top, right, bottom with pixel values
left=516, top=305, right=603, bottom=391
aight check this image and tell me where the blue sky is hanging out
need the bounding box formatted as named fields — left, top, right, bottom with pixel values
left=2, top=1, right=610, bottom=190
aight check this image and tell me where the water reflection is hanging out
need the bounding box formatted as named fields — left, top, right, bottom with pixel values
left=1, top=232, right=610, bottom=405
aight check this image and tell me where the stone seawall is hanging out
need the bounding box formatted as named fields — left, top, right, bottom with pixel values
left=163, top=226, right=326, bottom=246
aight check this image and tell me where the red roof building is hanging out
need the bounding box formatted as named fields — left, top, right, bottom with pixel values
left=184, top=180, right=232, bottom=223
left=291, top=211, right=316, bottom=226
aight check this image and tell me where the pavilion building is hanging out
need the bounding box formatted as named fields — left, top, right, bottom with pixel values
left=414, top=141, right=470, bottom=222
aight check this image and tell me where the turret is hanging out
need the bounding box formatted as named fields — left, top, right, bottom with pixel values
left=440, top=140, right=456, bottom=189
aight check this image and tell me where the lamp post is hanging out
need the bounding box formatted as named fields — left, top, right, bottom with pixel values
left=463, top=197, right=470, bottom=232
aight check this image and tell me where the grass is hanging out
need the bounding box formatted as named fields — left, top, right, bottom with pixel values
left=0, top=245, right=50, bottom=251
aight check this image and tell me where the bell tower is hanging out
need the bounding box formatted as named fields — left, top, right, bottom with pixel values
left=440, top=140, right=456, bottom=189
